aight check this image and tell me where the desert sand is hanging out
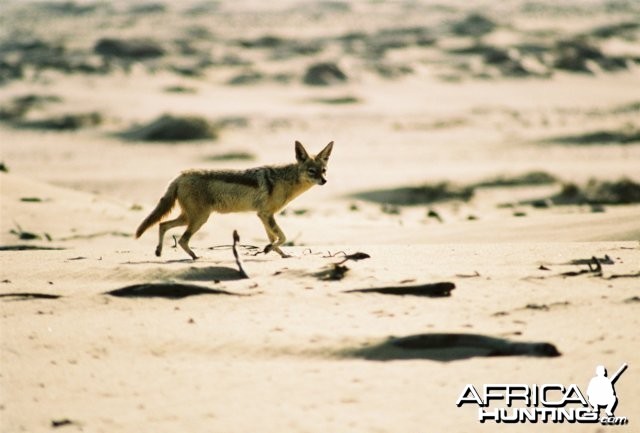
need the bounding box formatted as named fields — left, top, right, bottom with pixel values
left=1, top=1, right=639, bottom=432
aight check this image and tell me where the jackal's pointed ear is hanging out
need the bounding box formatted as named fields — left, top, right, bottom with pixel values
left=295, top=140, right=310, bottom=163
left=316, top=141, right=334, bottom=163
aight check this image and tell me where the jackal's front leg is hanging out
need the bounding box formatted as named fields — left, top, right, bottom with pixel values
left=258, top=212, right=290, bottom=258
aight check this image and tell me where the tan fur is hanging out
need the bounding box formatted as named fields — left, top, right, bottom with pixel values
left=136, top=141, right=333, bottom=259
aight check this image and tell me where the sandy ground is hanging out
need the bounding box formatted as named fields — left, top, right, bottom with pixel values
left=1, top=1, right=640, bottom=432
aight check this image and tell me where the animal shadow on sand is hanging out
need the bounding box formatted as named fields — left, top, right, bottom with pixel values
left=344, top=333, right=560, bottom=362
left=123, top=261, right=248, bottom=282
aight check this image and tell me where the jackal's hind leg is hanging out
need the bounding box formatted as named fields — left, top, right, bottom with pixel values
left=178, top=214, right=209, bottom=260
left=157, top=213, right=187, bottom=257
left=258, top=213, right=290, bottom=258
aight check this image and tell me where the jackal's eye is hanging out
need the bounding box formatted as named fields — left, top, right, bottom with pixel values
left=307, top=168, right=318, bottom=176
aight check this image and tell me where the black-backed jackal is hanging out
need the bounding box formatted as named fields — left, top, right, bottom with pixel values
left=136, top=141, right=333, bottom=259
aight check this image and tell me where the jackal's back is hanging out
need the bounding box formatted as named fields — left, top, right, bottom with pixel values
left=176, top=165, right=308, bottom=215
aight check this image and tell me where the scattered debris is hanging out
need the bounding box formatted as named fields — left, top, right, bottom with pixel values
left=608, top=271, right=640, bottom=280
left=10, top=223, right=40, bottom=240
left=346, top=282, right=455, bottom=297
left=427, top=209, right=443, bottom=222
left=315, top=264, right=349, bottom=281
left=524, top=301, right=570, bottom=311
left=456, top=271, right=481, bottom=278
left=568, top=255, right=614, bottom=266
left=51, top=419, right=75, bottom=428
left=58, top=231, right=131, bottom=241
left=335, top=252, right=371, bottom=265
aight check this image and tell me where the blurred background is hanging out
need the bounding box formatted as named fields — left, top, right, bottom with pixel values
left=1, top=0, right=639, bottom=238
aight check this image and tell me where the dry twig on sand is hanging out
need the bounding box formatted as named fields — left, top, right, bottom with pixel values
left=232, top=230, right=249, bottom=279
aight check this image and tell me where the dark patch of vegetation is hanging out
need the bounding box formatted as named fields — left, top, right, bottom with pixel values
left=204, top=151, right=255, bottom=162
left=105, top=283, right=240, bottom=299
left=0, top=94, right=62, bottom=120
left=449, top=44, right=549, bottom=78
left=0, top=293, right=61, bottom=300
left=129, top=3, right=167, bottom=14
left=588, top=21, right=640, bottom=39
left=0, top=38, right=107, bottom=78
left=344, top=333, right=560, bottom=362
left=238, top=35, right=324, bottom=60
left=239, top=35, right=286, bottom=49
left=303, top=62, right=348, bottom=86
left=18, top=112, right=102, bottom=130
left=0, top=162, right=8, bottom=172
left=94, top=38, right=165, bottom=59
left=370, top=62, right=414, bottom=79
left=545, top=127, right=640, bottom=145
left=0, top=245, right=64, bottom=251
left=366, top=27, right=435, bottom=57
left=475, top=171, right=558, bottom=188
left=354, top=182, right=474, bottom=206
left=451, top=13, right=497, bottom=37
left=550, top=178, right=640, bottom=205
left=346, top=282, right=455, bottom=297
left=122, top=114, right=219, bottom=142
left=228, top=70, right=265, bottom=85
left=163, top=85, right=197, bottom=94
left=0, top=60, right=24, bottom=84
left=170, top=64, right=205, bottom=77
left=553, top=38, right=627, bottom=72
left=611, top=101, right=640, bottom=114
left=311, top=96, right=361, bottom=105
left=339, top=26, right=435, bottom=59
left=216, top=117, right=249, bottom=129
left=35, top=1, right=106, bottom=15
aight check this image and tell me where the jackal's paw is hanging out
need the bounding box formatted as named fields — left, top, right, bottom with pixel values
left=263, top=244, right=273, bottom=254
left=155, top=247, right=162, bottom=257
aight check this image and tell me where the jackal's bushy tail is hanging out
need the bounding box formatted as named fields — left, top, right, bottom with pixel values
left=135, top=179, right=179, bottom=238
